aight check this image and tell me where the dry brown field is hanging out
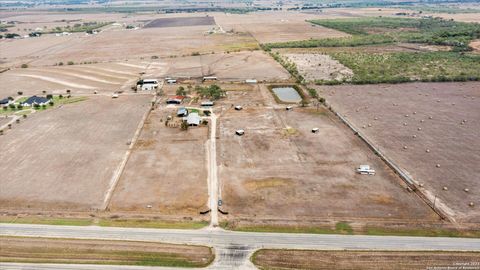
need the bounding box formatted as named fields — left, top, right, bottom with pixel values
left=144, top=16, right=215, bottom=28
left=162, top=51, right=290, bottom=81
left=216, top=84, right=437, bottom=228
left=215, top=12, right=349, bottom=43
left=1, top=236, right=214, bottom=267
left=108, top=106, right=209, bottom=219
left=0, top=61, right=152, bottom=96
left=253, top=249, right=480, bottom=270
left=318, top=82, right=480, bottom=223
left=0, top=95, right=151, bottom=211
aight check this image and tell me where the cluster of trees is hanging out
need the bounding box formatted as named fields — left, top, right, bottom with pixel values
left=195, top=84, right=225, bottom=100
left=264, top=17, right=480, bottom=51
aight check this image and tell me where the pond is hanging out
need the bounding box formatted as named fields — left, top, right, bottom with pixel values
left=272, top=87, right=302, bottom=103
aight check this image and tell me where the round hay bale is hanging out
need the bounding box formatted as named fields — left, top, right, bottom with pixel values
left=426, top=149, right=430, bottom=153
left=418, top=127, right=422, bottom=131
left=403, top=123, right=407, bottom=126
left=412, top=135, right=417, bottom=138
left=443, top=186, right=448, bottom=191
left=464, top=188, right=469, bottom=192
left=469, top=202, right=474, bottom=207
left=436, top=164, right=441, bottom=168
left=429, top=116, right=433, bottom=119
left=403, top=146, right=408, bottom=149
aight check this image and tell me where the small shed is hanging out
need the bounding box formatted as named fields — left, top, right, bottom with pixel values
left=201, top=100, right=214, bottom=107
left=177, top=107, right=188, bottom=117
left=167, top=96, right=184, bottom=104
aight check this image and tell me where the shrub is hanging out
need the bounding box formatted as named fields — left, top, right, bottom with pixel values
left=67, top=61, right=74, bottom=65
left=20, top=64, right=28, bottom=68
left=17, top=91, right=23, bottom=95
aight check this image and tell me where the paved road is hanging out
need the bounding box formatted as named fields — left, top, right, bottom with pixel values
left=1, top=223, right=480, bottom=269
left=207, top=112, right=219, bottom=227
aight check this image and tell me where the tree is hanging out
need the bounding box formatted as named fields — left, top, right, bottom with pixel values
left=176, top=86, right=187, bottom=96
left=181, top=121, right=189, bottom=130
left=195, top=84, right=225, bottom=100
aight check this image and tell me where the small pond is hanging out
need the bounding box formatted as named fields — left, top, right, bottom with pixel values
left=272, top=87, right=302, bottom=103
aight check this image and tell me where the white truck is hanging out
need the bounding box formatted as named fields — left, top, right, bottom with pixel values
left=356, top=165, right=376, bottom=175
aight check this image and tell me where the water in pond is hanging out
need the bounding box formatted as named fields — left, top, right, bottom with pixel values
left=272, top=87, right=302, bottom=103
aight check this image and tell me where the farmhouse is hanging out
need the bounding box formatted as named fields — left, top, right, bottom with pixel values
left=21, top=96, right=50, bottom=106
left=167, top=96, right=184, bottom=104
left=186, top=112, right=201, bottom=126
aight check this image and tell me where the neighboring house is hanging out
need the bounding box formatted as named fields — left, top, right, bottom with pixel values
left=177, top=107, right=188, bottom=117
left=0, top=98, right=11, bottom=106
left=21, top=96, right=50, bottom=106
left=186, top=112, right=201, bottom=126
left=167, top=96, right=184, bottom=104
left=137, top=79, right=158, bottom=91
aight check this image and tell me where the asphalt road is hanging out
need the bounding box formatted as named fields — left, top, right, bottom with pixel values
left=1, top=223, right=480, bottom=269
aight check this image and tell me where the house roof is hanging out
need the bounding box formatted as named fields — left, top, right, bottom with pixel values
left=187, top=112, right=201, bottom=125
left=22, top=96, right=50, bottom=105
left=177, top=107, right=187, bottom=114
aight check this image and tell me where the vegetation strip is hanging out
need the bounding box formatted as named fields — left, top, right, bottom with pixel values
left=221, top=222, right=480, bottom=238
left=0, top=236, right=214, bottom=267
left=0, top=216, right=208, bottom=229
left=251, top=249, right=480, bottom=270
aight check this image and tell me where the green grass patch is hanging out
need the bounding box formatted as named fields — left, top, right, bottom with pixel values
left=365, top=227, right=480, bottom=238
left=222, top=222, right=354, bottom=235
left=325, top=51, right=480, bottom=84
left=0, top=216, right=93, bottom=226
left=0, top=216, right=208, bottom=229
left=97, top=219, right=208, bottom=229
left=0, top=236, right=214, bottom=268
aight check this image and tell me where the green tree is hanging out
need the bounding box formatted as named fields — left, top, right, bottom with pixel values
left=176, top=86, right=187, bottom=96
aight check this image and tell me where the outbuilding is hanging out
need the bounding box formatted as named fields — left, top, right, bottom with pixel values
left=167, top=96, right=184, bottom=104
left=177, top=107, right=188, bottom=117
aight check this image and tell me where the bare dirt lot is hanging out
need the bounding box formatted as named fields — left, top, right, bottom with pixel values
left=145, top=16, right=215, bottom=28
left=108, top=104, right=209, bottom=220
left=282, top=53, right=353, bottom=82
left=318, top=82, right=480, bottom=223
left=162, top=51, right=290, bottom=81
left=1, top=236, right=213, bottom=267
left=217, top=84, right=437, bottom=228
left=252, top=249, right=480, bottom=270
left=0, top=95, right=151, bottom=211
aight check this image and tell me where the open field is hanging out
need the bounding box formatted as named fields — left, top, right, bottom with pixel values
left=0, top=61, right=155, bottom=96
left=108, top=104, right=209, bottom=219
left=215, top=11, right=349, bottom=43
left=162, top=51, right=290, bottom=81
left=318, top=82, right=480, bottom=223
left=283, top=53, right=353, bottom=82
left=145, top=16, right=215, bottom=28
left=0, top=236, right=214, bottom=267
left=252, top=249, right=480, bottom=270
left=216, top=84, right=437, bottom=229
left=0, top=95, right=151, bottom=211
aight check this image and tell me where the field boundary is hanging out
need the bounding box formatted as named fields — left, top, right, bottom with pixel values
left=102, top=95, right=156, bottom=210
left=324, top=101, right=455, bottom=223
